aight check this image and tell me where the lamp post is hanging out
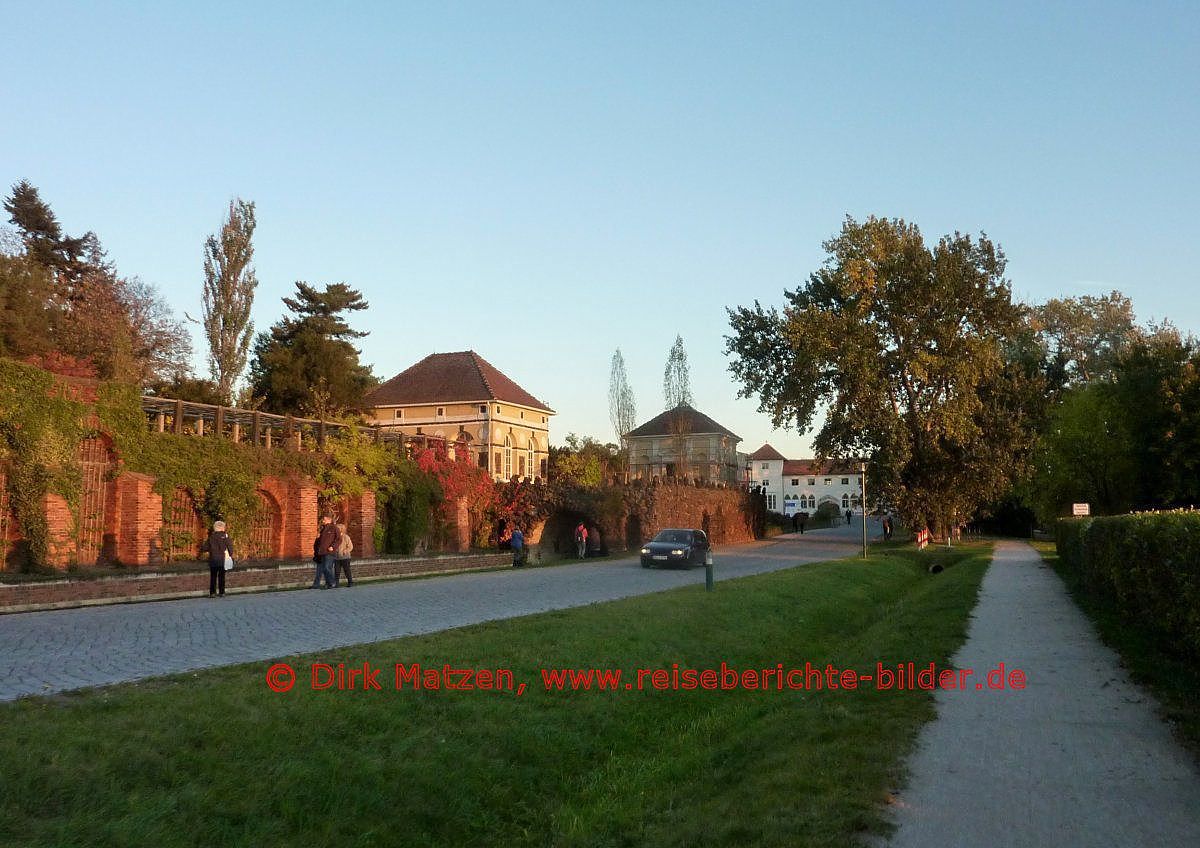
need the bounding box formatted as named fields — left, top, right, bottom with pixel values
left=860, top=460, right=868, bottom=559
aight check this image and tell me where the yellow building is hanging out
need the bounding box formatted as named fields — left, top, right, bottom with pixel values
left=364, top=351, right=554, bottom=481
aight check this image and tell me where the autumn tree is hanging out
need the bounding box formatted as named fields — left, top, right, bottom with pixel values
left=726, top=215, right=1043, bottom=535
left=608, top=348, right=637, bottom=446
left=200, top=199, right=258, bottom=403
left=3, top=182, right=191, bottom=382
left=248, top=282, right=376, bottom=416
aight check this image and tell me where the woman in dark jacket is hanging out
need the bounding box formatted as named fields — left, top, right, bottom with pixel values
left=201, top=520, right=234, bottom=598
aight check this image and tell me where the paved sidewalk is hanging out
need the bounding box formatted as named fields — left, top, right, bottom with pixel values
left=0, top=525, right=867, bottom=701
left=886, top=540, right=1200, bottom=847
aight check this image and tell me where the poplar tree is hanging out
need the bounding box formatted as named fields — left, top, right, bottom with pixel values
left=201, top=199, right=258, bottom=404
left=726, top=215, right=1043, bottom=535
left=608, top=348, right=637, bottom=444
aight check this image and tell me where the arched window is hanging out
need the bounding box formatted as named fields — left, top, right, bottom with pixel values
left=842, top=494, right=850, bottom=509
left=503, top=435, right=513, bottom=479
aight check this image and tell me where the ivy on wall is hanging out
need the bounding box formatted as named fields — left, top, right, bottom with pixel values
left=0, top=360, right=439, bottom=569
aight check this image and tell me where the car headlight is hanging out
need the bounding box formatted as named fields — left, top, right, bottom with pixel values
left=671, top=549, right=684, bottom=555
left=640, top=548, right=650, bottom=555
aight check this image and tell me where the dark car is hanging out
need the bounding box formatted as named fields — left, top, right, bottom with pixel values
left=640, top=528, right=710, bottom=568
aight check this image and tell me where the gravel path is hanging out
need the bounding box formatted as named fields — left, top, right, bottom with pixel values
left=0, top=524, right=868, bottom=700
left=885, top=540, right=1200, bottom=847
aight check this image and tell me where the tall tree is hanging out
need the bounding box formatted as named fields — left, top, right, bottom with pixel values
left=1033, top=291, right=1138, bottom=387
left=726, top=215, right=1043, bottom=535
left=3, top=182, right=191, bottom=382
left=3, top=180, right=87, bottom=276
left=248, top=281, right=376, bottom=416
left=608, top=348, right=637, bottom=444
left=201, top=199, right=258, bottom=403
left=662, top=334, right=692, bottom=410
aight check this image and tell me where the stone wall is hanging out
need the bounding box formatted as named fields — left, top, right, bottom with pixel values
left=644, top=484, right=755, bottom=545
left=0, top=552, right=509, bottom=613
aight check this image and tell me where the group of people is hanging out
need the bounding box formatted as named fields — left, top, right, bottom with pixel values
left=508, top=520, right=592, bottom=568
left=200, top=513, right=356, bottom=597
left=311, top=514, right=355, bottom=589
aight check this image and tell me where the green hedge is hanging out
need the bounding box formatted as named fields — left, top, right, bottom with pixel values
left=1056, top=513, right=1200, bottom=657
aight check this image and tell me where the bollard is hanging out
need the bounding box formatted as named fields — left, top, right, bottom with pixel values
left=705, top=550, right=714, bottom=592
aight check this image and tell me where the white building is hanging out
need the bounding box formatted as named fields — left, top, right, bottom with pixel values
left=745, top=444, right=864, bottom=516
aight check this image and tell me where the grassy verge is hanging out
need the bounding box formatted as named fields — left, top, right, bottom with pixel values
left=0, top=545, right=991, bottom=847
left=1032, top=540, right=1200, bottom=759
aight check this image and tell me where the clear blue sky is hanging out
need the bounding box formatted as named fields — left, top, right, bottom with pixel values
left=5, top=2, right=1198, bottom=456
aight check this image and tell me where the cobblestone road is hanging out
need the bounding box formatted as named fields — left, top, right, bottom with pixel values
left=0, top=523, right=873, bottom=700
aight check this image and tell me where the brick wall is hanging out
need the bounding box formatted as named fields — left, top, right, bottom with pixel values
left=0, top=552, right=509, bottom=613
left=646, top=485, right=755, bottom=545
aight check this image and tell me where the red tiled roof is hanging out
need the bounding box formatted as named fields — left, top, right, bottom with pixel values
left=782, top=460, right=861, bottom=476
left=625, top=404, right=740, bottom=441
left=365, top=351, right=554, bottom=413
left=748, top=443, right=786, bottom=461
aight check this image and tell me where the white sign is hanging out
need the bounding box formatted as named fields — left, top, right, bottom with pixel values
left=1072, top=503, right=1090, bottom=516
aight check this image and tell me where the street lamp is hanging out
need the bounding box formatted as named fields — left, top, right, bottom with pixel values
left=860, top=460, right=868, bottom=559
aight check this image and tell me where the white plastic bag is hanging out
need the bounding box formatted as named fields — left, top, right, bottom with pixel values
left=223, top=551, right=234, bottom=571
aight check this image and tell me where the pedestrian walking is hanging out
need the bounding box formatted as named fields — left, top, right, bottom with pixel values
left=883, top=515, right=893, bottom=541
left=846, top=509, right=852, bottom=525
left=311, top=515, right=339, bottom=589
left=574, top=521, right=588, bottom=559
left=798, top=513, right=806, bottom=534
left=333, top=522, right=354, bottom=587
left=511, top=526, right=525, bottom=567
left=791, top=513, right=799, bottom=533
left=200, top=520, right=234, bottom=598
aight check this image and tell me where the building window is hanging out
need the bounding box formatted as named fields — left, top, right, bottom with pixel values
left=503, top=435, right=513, bottom=479
left=767, top=494, right=777, bottom=510
left=393, top=409, right=403, bottom=419
left=542, top=416, right=547, bottom=423
left=520, top=411, right=525, bottom=419
left=518, top=454, right=526, bottom=477
left=540, top=458, right=548, bottom=478
left=479, top=404, right=487, bottom=414
left=527, top=445, right=534, bottom=478
left=824, top=478, right=832, bottom=486
left=842, top=494, right=850, bottom=509
left=478, top=451, right=488, bottom=470
left=761, top=463, right=769, bottom=471
left=436, top=407, right=445, bottom=417
left=495, top=405, right=501, bottom=414
left=808, top=478, right=815, bottom=485
left=841, top=477, right=849, bottom=485
left=791, top=478, right=799, bottom=486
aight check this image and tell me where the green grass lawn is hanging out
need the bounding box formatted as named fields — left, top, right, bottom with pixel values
left=0, top=544, right=991, bottom=848
left=1031, top=540, right=1200, bottom=760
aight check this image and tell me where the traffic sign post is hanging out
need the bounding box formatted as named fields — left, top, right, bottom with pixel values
left=1072, top=503, right=1091, bottom=517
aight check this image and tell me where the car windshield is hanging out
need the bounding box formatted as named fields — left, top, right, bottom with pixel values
left=652, top=530, right=692, bottom=544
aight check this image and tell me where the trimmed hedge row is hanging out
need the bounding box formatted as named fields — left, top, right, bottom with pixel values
left=1056, top=513, right=1200, bottom=657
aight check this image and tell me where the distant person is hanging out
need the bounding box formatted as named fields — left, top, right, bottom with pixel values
left=791, top=513, right=799, bottom=532
left=846, top=509, right=852, bottom=525
left=883, top=516, right=893, bottom=541
left=574, top=521, right=588, bottom=559
left=799, top=513, right=807, bottom=535
left=201, top=520, right=234, bottom=598
left=511, top=526, right=525, bottom=567
left=333, top=522, right=354, bottom=587
left=312, top=515, right=339, bottom=590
